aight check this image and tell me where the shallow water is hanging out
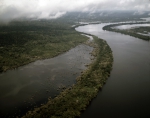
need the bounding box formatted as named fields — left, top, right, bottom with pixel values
left=76, top=23, right=150, bottom=118
left=0, top=44, right=93, bottom=117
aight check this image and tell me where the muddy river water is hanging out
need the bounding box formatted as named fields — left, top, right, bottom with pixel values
left=76, top=23, right=150, bottom=118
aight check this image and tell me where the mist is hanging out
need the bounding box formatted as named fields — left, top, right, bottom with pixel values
left=0, top=0, right=150, bottom=22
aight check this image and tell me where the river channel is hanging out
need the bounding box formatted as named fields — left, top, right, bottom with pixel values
left=0, top=23, right=150, bottom=118
left=76, top=23, right=150, bottom=118
left=0, top=43, right=93, bottom=117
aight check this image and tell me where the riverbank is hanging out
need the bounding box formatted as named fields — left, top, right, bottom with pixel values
left=103, top=22, right=150, bottom=41
left=0, top=43, right=94, bottom=118
left=76, top=23, right=150, bottom=118
left=0, top=21, right=88, bottom=73
left=22, top=35, right=113, bottom=118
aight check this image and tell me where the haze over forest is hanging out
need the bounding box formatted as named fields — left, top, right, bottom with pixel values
left=0, top=0, right=150, bottom=22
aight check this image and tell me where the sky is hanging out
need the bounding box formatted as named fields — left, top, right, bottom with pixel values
left=0, top=0, right=150, bottom=22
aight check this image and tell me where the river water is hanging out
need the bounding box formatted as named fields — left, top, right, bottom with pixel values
left=0, top=44, right=93, bottom=117
left=76, top=23, right=150, bottom=118
left=0, top=23, right=150, bottom=118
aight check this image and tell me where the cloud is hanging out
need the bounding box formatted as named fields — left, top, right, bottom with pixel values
left=0, top=0, right=149, bottom=22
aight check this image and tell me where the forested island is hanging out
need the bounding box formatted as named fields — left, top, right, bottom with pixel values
left=0, top=19, right=113, bottom=117
left=22, top=35, right=113, bottom=118
left=103, top=22, right=150, bottom=41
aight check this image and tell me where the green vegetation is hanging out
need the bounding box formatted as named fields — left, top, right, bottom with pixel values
left=22, top=36, right=113, bottom=118
left=103, top=22, right=150, bottom=41
left=61, top=11, right=150, bottom=23
left=0, top=19, right=113, bottom=117
left=129, top=26, right=150, bottom=34
left=0, top=20, right=88, bottom=72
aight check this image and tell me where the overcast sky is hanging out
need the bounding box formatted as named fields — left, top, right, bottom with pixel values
left=0, top=0, right=150, bottom=21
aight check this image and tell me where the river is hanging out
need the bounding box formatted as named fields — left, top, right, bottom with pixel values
left=0, top=23, right=150, bottom=118
left=0, top=43, right=93, bottom=117
left=76, top=23, right=150, bottom=118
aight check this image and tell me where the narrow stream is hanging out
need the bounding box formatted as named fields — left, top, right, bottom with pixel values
left=76, top=23, right=150, bottom=118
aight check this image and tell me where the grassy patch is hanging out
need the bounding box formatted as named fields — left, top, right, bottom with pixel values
left=22, top=36, right=113, bottom=118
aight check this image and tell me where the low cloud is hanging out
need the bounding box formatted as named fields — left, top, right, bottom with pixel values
left=0, top=0, right=149, bottom=22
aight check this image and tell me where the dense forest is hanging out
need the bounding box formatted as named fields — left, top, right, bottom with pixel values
left=129, top=26, right=150, bottom=35
left=0, top=18, right=113, bottom=117
left=0, top=20, right=88, bottom=72
left=61, top=11, right=150, bottom=23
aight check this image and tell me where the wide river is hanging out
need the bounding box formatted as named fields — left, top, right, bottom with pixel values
left=0, top=23, right=150, bottom=118
left=76, top=23, right=150, bottom=118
